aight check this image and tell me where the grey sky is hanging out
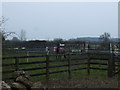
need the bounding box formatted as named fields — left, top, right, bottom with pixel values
left=2, top=2, right=118, bottom=40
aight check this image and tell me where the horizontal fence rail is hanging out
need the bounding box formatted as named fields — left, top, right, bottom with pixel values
left=2, top=52, right=120, bottom=81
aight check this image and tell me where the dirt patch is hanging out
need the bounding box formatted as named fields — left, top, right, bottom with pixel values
left=32, top=77, right=118, bottom=88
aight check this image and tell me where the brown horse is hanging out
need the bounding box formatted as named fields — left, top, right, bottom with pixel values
left=55, top=46, right=66, bottom=60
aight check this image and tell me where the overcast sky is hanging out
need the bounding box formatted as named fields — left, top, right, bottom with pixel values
left=2, top=2, right=118, bottom=40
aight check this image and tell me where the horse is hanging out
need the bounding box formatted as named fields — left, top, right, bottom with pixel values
left=55, top=46, right=66, bottom=60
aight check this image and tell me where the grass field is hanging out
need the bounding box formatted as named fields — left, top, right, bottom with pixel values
left=2, top=51, right=119, bottom=84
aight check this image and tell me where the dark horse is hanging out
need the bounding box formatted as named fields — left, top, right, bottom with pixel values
left=56, top=44, right=66, bottom=60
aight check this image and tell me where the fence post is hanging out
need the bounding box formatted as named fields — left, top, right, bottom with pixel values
left=87, top=52, right=90, bottom=75
left=111, top=43, right=115, bottom=75
left=68, top=54, right=71, bottom=79
left=15, top=57, right=19, bottom=71
left=84, top=42, right=85, bottom=50
left=108, top=53, right=114, bottom=77
left=27, top=51, right=29, bottom=62
left=46, top=55, right=49, bottom=80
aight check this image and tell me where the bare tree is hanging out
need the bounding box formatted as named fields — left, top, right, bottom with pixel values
left=20, top=29, right=26, bottom=41
left=0, top=16, right=15, bottom=41
left=53, top=38, right=63, bottom=42
left=0, top=16, right=8, bottom=41
left=99, top=32, right=111, bottom=50
left=99, top=32, right=111, bottom=42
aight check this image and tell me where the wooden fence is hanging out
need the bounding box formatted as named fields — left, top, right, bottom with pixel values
left=2, top=52, right=120, bottom=81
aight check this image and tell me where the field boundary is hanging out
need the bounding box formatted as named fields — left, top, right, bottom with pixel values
left=2, top=52, right=120, bottom=81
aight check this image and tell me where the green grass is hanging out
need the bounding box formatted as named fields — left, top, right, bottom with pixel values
left=2, top=52, right=118, bottom=83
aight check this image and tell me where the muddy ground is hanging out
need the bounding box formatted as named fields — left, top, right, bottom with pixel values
left=32, top=76, right=119, bottom=89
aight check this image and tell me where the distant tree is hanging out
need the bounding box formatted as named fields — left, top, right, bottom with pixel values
left=0, top=16, right=8, bottom=41
left=0, top=16, right=15, bottom=41
left=99, top=32, right=111, bottom=42
left=53, top=38, right=63, bottom=44
left=20, top=29, right=26, bottom=41
left=99, top=32, right=111, bottom=50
